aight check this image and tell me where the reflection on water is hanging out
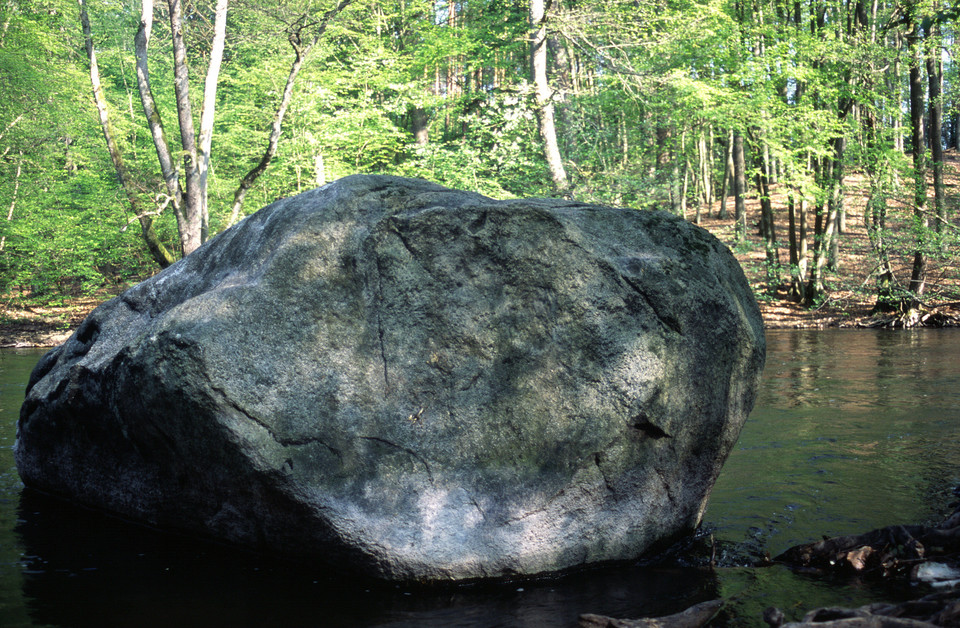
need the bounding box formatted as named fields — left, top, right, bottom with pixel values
left=2, top=330, right=959, bottom=627
left=12, top=490, right=718, bottom=628
left=706, top=329, right=960, bottom=561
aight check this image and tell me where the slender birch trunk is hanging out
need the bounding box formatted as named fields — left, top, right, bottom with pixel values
left=167, top=0, right=203, bottom=256
left=530, top=0, right=570, bottom=196
left=926, top=22, right=945, bottom=244
left=198, top=0, right=229, bottom=242
left=0, top=150, right=22, bottom=253
left=733, top=131, right=746, bottom=242
left=718, top=129, right=732, bottom=220
left=79, top=0, right=174, bottom=267
left=134, top=0, right=184, bottom=232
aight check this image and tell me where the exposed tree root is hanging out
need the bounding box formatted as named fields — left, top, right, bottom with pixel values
left=858, top=303, right=960, bottom=328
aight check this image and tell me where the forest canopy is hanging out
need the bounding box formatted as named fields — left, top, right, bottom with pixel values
left=2, top=0, right=959, bottom=318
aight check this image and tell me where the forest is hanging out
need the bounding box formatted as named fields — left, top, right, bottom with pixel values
left=2, top=0, right=960, bottom=323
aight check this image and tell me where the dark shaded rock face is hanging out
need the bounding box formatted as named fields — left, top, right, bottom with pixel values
left=16, top=175, right=765, bottom=582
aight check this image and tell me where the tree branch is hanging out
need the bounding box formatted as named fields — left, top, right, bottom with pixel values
left=79, top=0, right=175, bottom=268
left=135, top=0, right=186, bottom=233
left=228, top=0, right=354, bottom=226
left=0, top=150, right=23, bottom=253
left=167, top=0, right=203, bottom=255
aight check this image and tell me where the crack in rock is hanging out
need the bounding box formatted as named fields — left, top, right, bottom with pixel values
left=210, top=386, right=342, bottom=460
left=373, top=253, right=391, bottom=392
left=358, top=435, right=434, bottom=483
left=620, top=274, right=684, bottom=335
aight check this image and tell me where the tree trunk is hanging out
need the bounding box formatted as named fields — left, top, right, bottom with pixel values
left=0, top=150, right=22, bottom=253
left=867, top=180, right=897, bottom=313
left=167, top=0, right=204, bottom=256
left=827, top=137, right=844, bottom=272
left=197, top=0, right=228, bottom=243
left=754, top=144, right=780, bottom=292
left=411, top=106, right=429, bottom=146
left=891, top=30, right=905, bottom=154
left=799, top=194, right=808, bottom=298
left=806, top=202, right=837, bottom=307
left=697, top=128, right=712, bottom=220
left=620, top=113, right=628, bottom=167
left=681, top=156, right=691, bottom=220
left=134, top=0, right=185, bottom=235
left=953, top=110, right=960, bottom=151
left=654, top=123, right=670, bottom=182
left=447, top=0, right=457, bottom=99
left=926, top=23, right=945, bottom=243
left=529, top=0, right=569, bottom=195
left=733, top=131, right=747, bottom=242
left=863, top=107, right=897, bottom=313
left=805, top=158, right=839, bottom=307
left=80, top=0, right=174, bottom=268
left=787, top=194, right=799, bottom=301
left=787, top=192, right=809, bottom=302
left=718, top=129, right=732, bottom=220
left=315, top=154, right=326, bottom=186
left=0, top=113, right=27, bottom=155
left=856, top=21, right=899, bottom=314
left=908, top=21, right=927, bottom=299
left=673, top=130, right=686, bottom=217
left=705, top=127, right=714, bottom=206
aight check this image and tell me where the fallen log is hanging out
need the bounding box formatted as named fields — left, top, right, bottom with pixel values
left=579, top=598, right=724, bottom=628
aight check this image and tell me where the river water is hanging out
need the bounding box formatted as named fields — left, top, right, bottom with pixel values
left=1, top=329, right=958, bottom=627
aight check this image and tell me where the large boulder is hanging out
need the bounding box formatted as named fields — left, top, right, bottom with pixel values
left=16, top=175, right=765, bottom=582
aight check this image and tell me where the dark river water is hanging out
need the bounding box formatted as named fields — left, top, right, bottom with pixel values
left=1, top=329, right=959, bottom=627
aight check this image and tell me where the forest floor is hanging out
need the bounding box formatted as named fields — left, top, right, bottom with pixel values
left=3, top=154, right=960, bottom=347
left=0, top=295, right=101, bottom=348
left=698, top=149, right=960, bottom=329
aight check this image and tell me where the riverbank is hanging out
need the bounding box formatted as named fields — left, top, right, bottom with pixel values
left=0, top=296, right=102, bottom=348
left=2, top=269, right=958, bottom=348
left=0, top=290, right=886, bottom=348
left=582, top=498, right=960, bottom=627
left=696, top=153, right=960, bottom=330
left=5, top=155, right=960, bottom=347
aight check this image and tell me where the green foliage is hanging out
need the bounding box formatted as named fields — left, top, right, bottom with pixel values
left=0, top=0, right=159, bottom=300
left=2, top=0, right=960, bottom=313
